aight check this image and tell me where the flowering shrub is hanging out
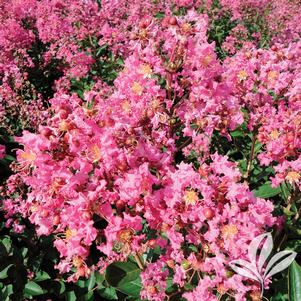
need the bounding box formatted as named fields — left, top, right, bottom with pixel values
left=0, top=0, right=301, bottom=300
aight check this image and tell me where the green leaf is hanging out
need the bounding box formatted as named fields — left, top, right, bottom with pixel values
left=252, top=168, right=273, bottom=182
left=24, top=281, right=44, bottom=296
left=47, top=279, right=66, bottom=296
left=95, top=272, right=105, bottom=286
left=155, top=11, right=165, bottom=19
left=97, top=287, right=118, bottom=300
left=34, top=271, right=51, bottom=282
left=1, top=287, right=9, bottom=301
left=77, top=279, right=86, bottom=288
left=0, top=264, right=14, bottom=280
left=0, top=284, right=13, bottom=301
left=5, top=284, right=13, bottom=296
left=85, top=271, right=96, bottom=291
left=253, top=182, right=281, bottom=198
left=254, top=141, right=262, bottom=154
left=66, top=291, right=77, bottom=301
left=280, top=182, right=291, bottom=200
left=4, top=155, right=15, bottom=162
left=283, top=207, right=295, bottom=217
left=1, top=237, right=12, bottom=254
left=288, top=261, right=301, bottom=301
left=166, top=277, right=175, bottom=293
left=184, top=283, right=194, bottom=290
left=0, top=242, right=8, bottom=257
left=58, top=281, right=66, bottom=295
left=230, top=129, right=244, bottom=138
left=106, top=262, right=142, bottom=297
left=83, top=291, right=94, bottom=301
left=21, top=247, right=28, bottom=258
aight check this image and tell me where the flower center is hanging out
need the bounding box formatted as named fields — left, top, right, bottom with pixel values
left=183, top=190, right=199, bottom=205
left=132, top=81, right=144, bottom=95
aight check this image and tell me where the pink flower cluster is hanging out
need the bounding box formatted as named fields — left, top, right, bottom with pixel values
left=1, top=0, right=301, bottom=300
left=219, top=0, right=301, bottom=44
left=0, top=0, right=102, bottom=132
left=224, top=41, right=301, bottom=191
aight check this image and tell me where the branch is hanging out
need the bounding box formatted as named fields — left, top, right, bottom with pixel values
left=244, top=131, right=257, bottom=180
left=134, top=252, right=144, bottom=270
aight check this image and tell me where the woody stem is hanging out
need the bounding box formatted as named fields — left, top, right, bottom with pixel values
left=244, top=132, right=257, bottom=179
left=276, top=189, right=300, bottom=251
left=134, top=253, right=144, bottom=270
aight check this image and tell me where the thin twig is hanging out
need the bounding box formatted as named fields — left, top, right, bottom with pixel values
left=188, top=270, right=196, bottom=283
left=177, top=136, right=192, bottom=151
left=293, top=202, right=301, bottom=222
left=244, top=132, right=257, bottom=179
left=167, top=290, right=182, bottom=301
left=276, top=190, right=300, bottom=251
left=134, top=252, right=144, bottom=270
left=90, top=282, right=103, bottom=292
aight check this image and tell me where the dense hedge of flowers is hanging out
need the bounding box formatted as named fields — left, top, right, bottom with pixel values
left=0, top=0, right=301, bottom=300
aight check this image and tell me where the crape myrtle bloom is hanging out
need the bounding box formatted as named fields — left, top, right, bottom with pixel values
left=4, top=0, right=300, bottom=299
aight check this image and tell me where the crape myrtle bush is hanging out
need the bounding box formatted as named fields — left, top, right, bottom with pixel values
left=1, top=0, right=301, bottom=300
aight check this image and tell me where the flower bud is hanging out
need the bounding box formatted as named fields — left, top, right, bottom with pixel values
left=169, top=16, right=178, bottom=26
left=181, top=259, right=191, bottom=270
left=204, top=208, right=215, bottom=220
left=53, top=215, right=60, bottom=225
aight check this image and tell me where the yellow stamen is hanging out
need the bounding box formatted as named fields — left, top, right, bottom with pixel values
left=151, top=98, right=160, bottom=109
left=183, top=190, right=199, bottom=205
left=267, top=70, right=278, bottom=81
left=270, top=130, right=279, bottom=139
left=90, top=144, right=102, bottom=162
left=202, top=55, right=213, bottom=67
left=139, top=64, right=152, bottom=77
left=238, top=70, right=248, bottom=81
left=286, top=171, right=300, bottom=182
left=20, top=151, right=36, bottom=162
left=222, top=224, right=238, bottom=239
left=131, top=81, right=144, bottom=95
left=182, top=23, right=192, bottom=33
left=72, top=256, right=84, bottom=267
left=118, top=229, right=134, bottom=243
left=30, top=204, right=39, bottom=212
left=65, top=228, right=77, bottom=240
left=122, top=100, right=131, bottom=113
